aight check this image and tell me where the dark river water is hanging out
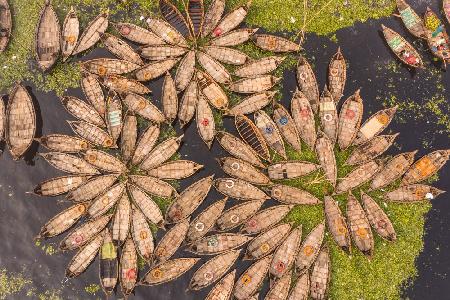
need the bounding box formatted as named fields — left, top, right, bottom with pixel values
left=0, top=3, right=449, bottom=299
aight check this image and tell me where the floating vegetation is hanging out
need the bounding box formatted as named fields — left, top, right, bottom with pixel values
left=0, top=269, right=31, bottom=299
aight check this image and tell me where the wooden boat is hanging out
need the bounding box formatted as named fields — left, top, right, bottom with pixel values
left=214, top=178, right=270, bottom=201
left=35, top=0, right=60, bottom=71
left=315, top=132, right=337, bottom=187
left=240, top=205, right=293, bottom=234
left=131, top=124, right=160, bottom=165
left=324, top=196, right=350, bottom=252
left=123, top=93, right=166, bottom=124
left=402, top=150, right=450, bottom=184
left=34, top=175, right=90, bottom=197
left=235, top=114, right=270, bottom=161
left=309, top=245, right=330, bottom=300
left=38, top=203, right=87, bottom=238
left=66, top=230, right=105, bottom=278
left=135, top=58, right=180, bottom=81
left=104, top=75, right=151, bottom=94
left=268, top=161, right=319, bottom=180
left=36, top=134, right=89, bottom=153
left=211, top=2, right=250, bottom=37
left=395, top=0, right=426, bottom=39
left=131, top=206, right=154, bottom=263
left=73, top=11, right=109, bottom=55
left=216, top=131, right=265, bottom=168
left=6, top=84, right=36, bottom=160
left=81, top=58, right=140, bottom=76
left=335, top=160, right=380, bottom=194
left=203, top=46, right=249, bottom=65
left=105, top=92, right=122, bottom=143
left=297, top=55, right=319, bottom=112
left=328, top=47, right=346, bottom=103
left=187, top=0, right=204, bottom=37
left=60, top=214, right=111, bottom=251
left=252, top=34, right=300, bottom=52
left=347, top=134, right=399, bottom=165
left=154, top=219, right=190, bottom=264
left=162, top=72, right=178, bottom=123
left=39, top=152, right=100, bottom=175
left=291, top=89, right=316, bottom=149
left=114, top=22, right=165, bottom=45
left=146, top=17, right=188, bottom=47
left=202, top=0, right=226, bottom=37
left=196, top=93, right=216, bottom=148
left=141, top=258, right=200, bottom=286
left=99, top=229, right=118, bottom=295
left=318, top=87, right=338, bottom=144
left=255, top=110, right=287, bottom=159
left=197, top=70, right=229, bottom=110
left=128, top=184, right=164, bottom=226
left=130, top=174, right=177, bottom=199
left=83, top=149, right=127, bottom=173
left=121, top=114, right=137, bottom=162
left=287, top=272, right=309, bottom=300
left=370, top=151, right=416, bottom=190
left=218, top=157, right=270, bottom=185
left=295, top=221, right=325, bottom=274
left=233, top=255, right=273, bottom=300
left=361, top=192, right=396, bottom=241
left=120, top=238, right=138, bottom=296
left=0, top=96, right=4, bottom=141
left=60, top=96, right=105, bottom=128
left=166, top=175, right=214, bottom=223
left=211, top=28, right=259, bottom=47
left=139, top=44, right=187, bottom=61
left=354, top=106, right=398, bottom=145
left=445, top=0, right=450, bottom=25
left=61, top=7, right=79, bottom=61
left=265, top=271, right=291, bottom=300
left=147, top=160, right=203, bottom=180
left=245, top=223, right=291, bottom=260
left=273, top=103, right=302, bottom=152
left=81, top=73, right=105, bottom=115
left=159, top=0, right=191, bottom=38
left=178, top=80, right=198, bottom=127
left=226, top=91, right=276, bottom=116
left=0, top=0, right=11, bottom=53
left=337, top=89, right=363, bottom=150
left=347, top=193, right=374, bottom=256
left=67, top=174, right=118, bottom=202
left=175, top=50, right=196, bottom=91
left=205, top=270, right=235, bottom=300
left=187, top=198, right=227, bottom=243
left=235, top=56, right=285, bottom=78
left=381, top=25, right=424, bottom=68
left=87, top=183, right=126, bottom=218
left=229, top=75, right=281, bottom=94
left=112, top=193, right=131, bottom=245
left=197, top=51, right=232, bottom=84
left=270, top=226, right=302, bottom=278
left=271, top=184, right=321, bottom=205
left=187, top=233, right=252, bottom=255
left=69, top=121, right=115, bottom=148
left=217, top=200, right=265, bottom=231
left=385, top=184, right=445, bottom=202
left=140, top=135, right=183, bottom=171
left=189, top=250, right=240, bottom=291
left=101, top=33, right=143, bottom=65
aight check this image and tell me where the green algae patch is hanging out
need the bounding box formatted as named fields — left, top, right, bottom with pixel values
left=84, top=283, right=100, bottom=295
left=0, top=269, right=31, bottom=299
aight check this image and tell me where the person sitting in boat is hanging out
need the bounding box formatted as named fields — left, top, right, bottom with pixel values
left=400, top=50, right=419, bottom=66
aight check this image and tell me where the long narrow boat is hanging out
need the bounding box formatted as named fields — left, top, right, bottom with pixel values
left=178, top=79, right=198, bottom=127
left=175, top=50, right=195, bottom=92
left=309, top=245, right=331, bottom=300
left=162, top=72, right=178, bottom=122
left=69, top=121, right=115, bottom=148
left=128, top=184, right=164, bottom=226
left=187, top=233, right=252, bottom=255
left=288, top=272, right=309, bottom=300
left=40, top=137, right=86, bottom=158
left=123, top=93, right=166, bottom=124
left=291, top=89, right=316, bottom=149
left=196, top=93, right=216, bottom=148
left=229, top=75, right=281, bottom=94
left=214, top=178, right=269, bottom=201
left=335, top=160, right=380, bottom=194
left=35, top=0, right=60, bottom=71
left=381, top=25, right=423, bottom=68
left=337, top=89, right=363, bottom=150
left=218, top=156, right=271, bottom=185
left=240, top=205, right=294, bottom=235
left=61, top=6, right=79, bottom=61
left=211, top=28, right=258, bottom=47
left=197, top=70, right=229, bottom=110
left=130, top=174, right=178, bottom=199
left=112, top=193, right=131, bottom=245
left=328, top=47, right=346, bottom=103
left=186, top=198, right=227, bottom=243
left=114, top=22, right=164, bottom=45
left=203, top=46, right=249, bottom=65
left=401, top=150, right=450, bottom=185
left=66, top=231, right=105, bottom=278
left=104, top=75, right=151, bottom=94
left=233, top=255, right=273, bottom=300
left=135, top=58, right=180, bottom=82
left=226, top=92, right=276, bottom=116
left=370, top=151, right=416, bottom=190
left=73, top=11, right=109, bottom=55
left=318, top=87, right=338, bottom=144
left=385, top=184, right=445, bottom=202
left=235, top=56, right=285, bottom=78
left=273, top=103, right=302, bottom=152
left=187, top=0, right=204, bottom=37
left=81, top=73, right=106, bottom=115
left=67, top=174, right=118, bottom=202
left=83, top=149, right=127, bottom=173
left=0, top=0, right=11, bottom=53
left=159, top=0, right=191, bottom=38
left=154, top=219, right=189, bottom=264
left=60, top=96, right=105, bottom=128
left=315, top=132, right=337, bottom=187
left=87, top=183, right=126, bottom=218
left=395, top=0, right=427, bottom=39
left=140, top=135, right=183, bottom=171
left=245, top=224, right=291, bottom=260
left=202, top=0, right=226, bottom=37
left=253, top=34, right=301, bottom=52
left=361, top=192, right=396, bottom=241
left=99, top=229, right=118, bottom=295
left=216, top=200, right=265, bottom=231
left=271, top=184, right=321, bottom=205
left=423, top=7, right=450, bottom=64
left=131, top=207, right=155, bottom=262
left=197, top=51, right=232, bottom=84
left=120, top=238, right=138, bottom=296
left=101, top=33, right=143, bottom=65
left=40, top=152, right=100, bottom=175
left=205, top=269, right=236, bottom=300
left=34, top=175, right=90, bottom=197
left=235, top=114, right=271, bottom=162
left=216, top=131, right=265, bottom=168
left=38, top=203, right=88, bottom=238
left=121, top=114, right=137, bottom=162
left=270, top=226, right=302, bottom=279
left=324, top=196, right=351, bottom=253
left=354, top=106, right=398, bottom=145
left=82, top=58, right=140, bottom=76
left=295, top=222, right=325, bottom=274
left=146, top=17, right=188, bottom=47
left=346, top=193, right=374, bottom=257
left=255, top=110, right=287, bottom=159
left=268, top=161, right=319, bottom=180
left=347, top=134, right=399, bottom=165
left=131, top=124, right=160, bottom=166
left=212, top=2, right=250, bottom=37
left=6, top=84, right=36, bottom=160
left=147, top=160, right=203, bottom=180
left=297, top=56, right=319, bottom=112
left=265, top=271, right=291, bottom=300
left=142, top=258, right=200, bottom=286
